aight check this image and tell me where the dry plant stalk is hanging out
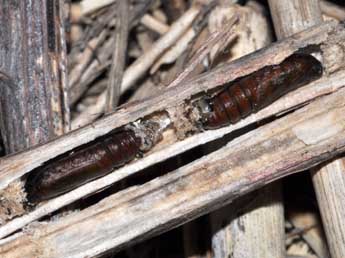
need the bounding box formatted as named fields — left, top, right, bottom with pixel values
left=105, top=0, right=129, bottom=111
left=207, top=2, right=284, bottom=258
left=68, top=0, right=155, bottom=109
left=269, top=2, right=345, bottom=258
left=2, top=68, right=342, bottom=242
left=80, top=0, right=116, bottom=16
left=288, top=208, right=329, bottom=257
left=0, top=0, right=68, bottom=224
left=141, top=14, right=170, bottom=35
left=0, top=21, right=343, bottom=246
left=1, top=79, right=345, bottom=257
left=266, top=0, right=322, bottom=257
left=320, top=0, right=345, bottom=21
left=72, top=5, right=202, bottom=128
left=0, top=21, right=339, bottom=192
left=211, top=184, right=283, bottom=258
left=3, top=1, right=345, bottom=257
left=311, top=161, right=345, bottom=258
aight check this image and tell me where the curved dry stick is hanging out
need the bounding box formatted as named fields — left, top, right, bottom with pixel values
left=72, top=6, right=201, bottom=128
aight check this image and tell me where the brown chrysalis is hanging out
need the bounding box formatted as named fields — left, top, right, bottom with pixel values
left=25, top=130, right=141, bottom=203
left=199, top=54, right=323, bottom=129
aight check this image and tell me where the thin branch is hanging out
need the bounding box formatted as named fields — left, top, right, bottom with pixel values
left=140, top=14, right=170, bottom=35
left=268, top=2, right=345, bottom=258
left=311, top=160, right=345, bottom=257
left=72, top=5, right=202, bottom=128
left=266, top=0, right=322, bottom=257
left=105, top=0, right=129, bottom=112
left=1, top=85, right=345, bottom=257
left=80, top=0, right=116, bottom=16
left=163, top=15, right=239, bottom=88
left=0, top=21, right=338, bottom=191
left=209, top=4, right=280, bottom=257
left=320, top=0, right=345, bottom=21
left=0, top=22, right=344, bottom=239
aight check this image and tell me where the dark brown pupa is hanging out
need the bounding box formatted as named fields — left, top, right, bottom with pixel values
left=200, top=53, right=323, bottom=129
left=25, top=130, right=141, bottom=204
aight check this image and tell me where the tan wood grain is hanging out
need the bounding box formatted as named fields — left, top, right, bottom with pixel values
left=1, top=82, right=345, bottom=258
left=269, top=2, right=345, bottom=257
left=0, top=21, right=338, bottom=192
left=209, top=3, right=285, bottom=258
left=0, top=21, right=344, bottom=243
